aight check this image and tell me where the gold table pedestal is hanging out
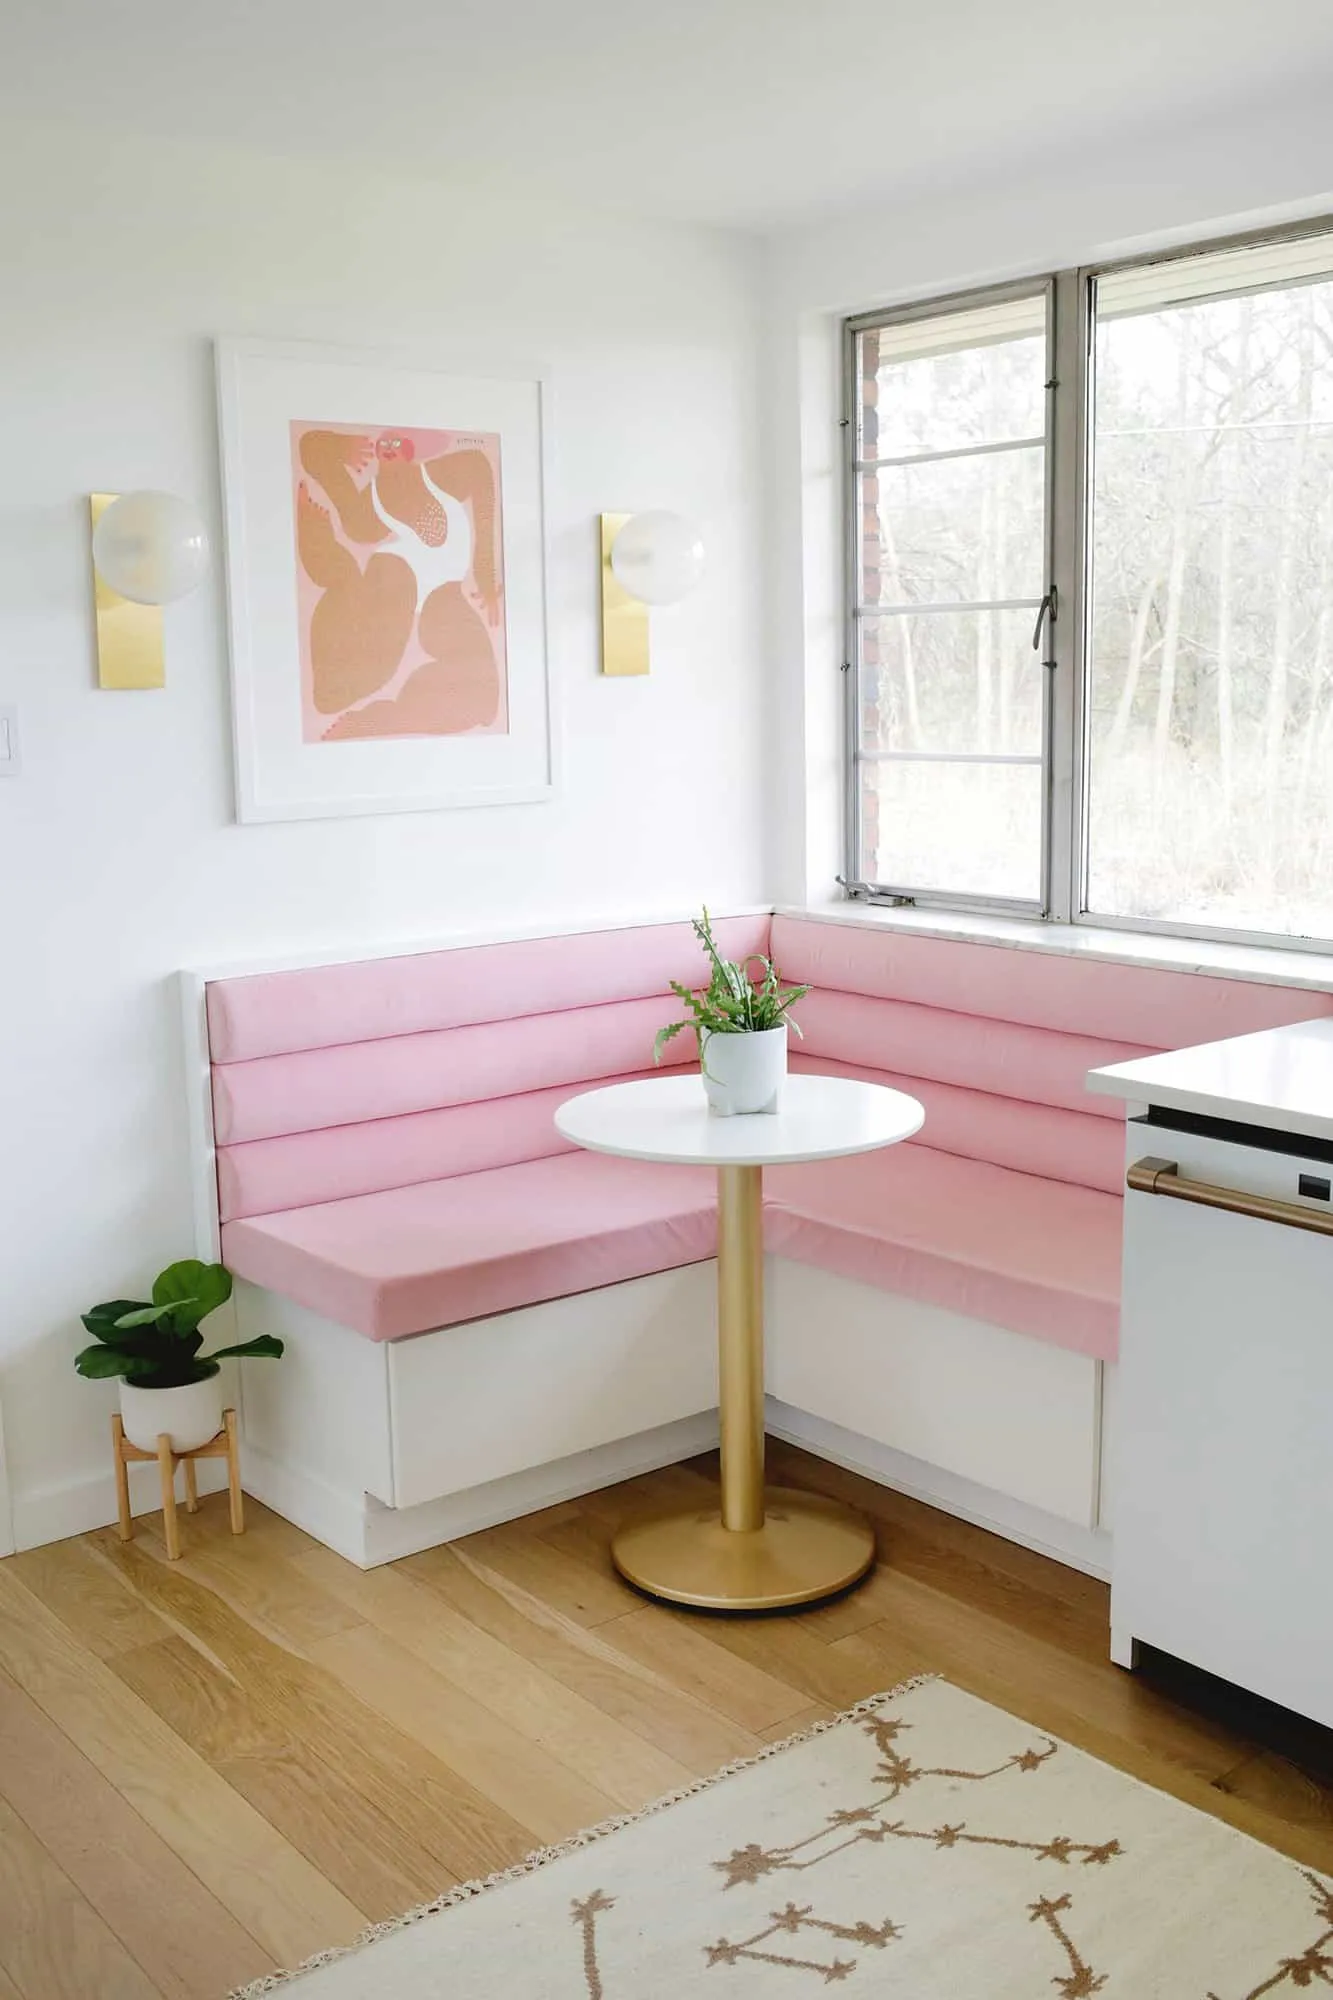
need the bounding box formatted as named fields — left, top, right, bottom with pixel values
left=611, top=1163, right=875, bottom=1611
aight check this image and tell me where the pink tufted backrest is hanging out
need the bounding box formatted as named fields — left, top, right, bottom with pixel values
left=774, top=915, right=1333, bottom=1196
left=204, top=910, right=1333, bottom=1225
left=208, top=916, right=772, bottom=1222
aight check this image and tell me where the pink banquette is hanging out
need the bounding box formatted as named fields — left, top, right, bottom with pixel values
left=185, top=910, right=1330, bottom=1568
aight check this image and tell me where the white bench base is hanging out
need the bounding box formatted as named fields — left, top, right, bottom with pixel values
left=765, top=1260, right=1103, bottom=1530
left=241, top=1411, right=723, bottom=1568
left=768, top=1403, right=1110, bottom=1581
left=233, top=1261, right=1109, bottom=1572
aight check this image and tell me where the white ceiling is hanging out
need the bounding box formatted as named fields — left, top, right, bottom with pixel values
left=4, top=0, right=1333, bottom=230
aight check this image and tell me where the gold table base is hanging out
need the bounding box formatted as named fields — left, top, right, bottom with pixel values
left=612, top=1486, right=875, bottom=1611
left=612, top=1161, right=876, bottom=1612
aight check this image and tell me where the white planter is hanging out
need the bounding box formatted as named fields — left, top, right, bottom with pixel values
left=700, top=1024, right=788, bottom=1116
left=119, top=1373, right=224, bottom=1454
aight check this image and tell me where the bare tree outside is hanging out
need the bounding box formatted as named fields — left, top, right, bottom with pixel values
left=1088, top=275, right=1333, bottom=939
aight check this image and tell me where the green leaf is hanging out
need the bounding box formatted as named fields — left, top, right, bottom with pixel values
left=81, top=1300, right=153, bottom=1343
left=653, top=1020, right=687, bottom=1063
left=205, top=1335, right=284, bottom=1364
left=74, top=1343, right=155, bottom=1381
left=153, top=1259, right=232, bottom=1323
left=114, top=1301, right=193, bottom=1329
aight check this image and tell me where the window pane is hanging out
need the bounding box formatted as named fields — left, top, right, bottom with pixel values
left=862, top=608, right=1043, bottom=755
left=1087, top=242, right=1333, bottom=940
left=861, top=759, right=1043, bottom=902
left=861, top=447, right=1045, bottom=607
left=858, top=296, right=1047, bottom=460
left=853, top=289, right=1050, bottom=904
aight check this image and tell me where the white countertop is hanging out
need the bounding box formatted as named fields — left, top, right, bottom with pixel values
left=1088, top=1017, right=1333, bottom=1144
left=555, top=1073, right=924, bottom=1167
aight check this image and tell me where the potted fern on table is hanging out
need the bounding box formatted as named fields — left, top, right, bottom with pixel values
left=654, top=910, right=810, bottom=1116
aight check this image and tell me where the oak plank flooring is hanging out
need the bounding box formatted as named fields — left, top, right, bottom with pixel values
left=400, top=1544, right=762, bottom=1772
left=0, top=1562, right=365, bottom=1971
left=292, top=1543, right=696, bottom=1809
left=112, top=1631, right=454, bottom=1922
left=448, top=1520, right=642, bottom=1627
left=162, top=1532, right=369, bottom=1654
left=6, top=1539, right=174, bottom=1659
left=308, top=1623, right=621, bottom=1842
left=1216, top=1749, right=1333, bottom=1838
left=755, top=1702, right=837, bottom=1741
left=0, top=1445, right=1330, bottom=1997
left=0, top=1666, right=268, bottom=1997
left=595, top=1601, right=816, bottom=1734
left=98, top=1543, right=539, bottom=1905
left=0, top=1790, right=161, bottom=2000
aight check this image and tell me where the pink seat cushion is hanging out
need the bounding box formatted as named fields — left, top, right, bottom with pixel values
left=221, top=1150, right=717, bottom=1342
left=223, top=1139, right=1120, bottom=1359
left=764, top=1146, right=1122, bottom=1361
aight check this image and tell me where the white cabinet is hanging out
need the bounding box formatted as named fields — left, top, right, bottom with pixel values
left=1112, top=1119, right=1333, bottom=1728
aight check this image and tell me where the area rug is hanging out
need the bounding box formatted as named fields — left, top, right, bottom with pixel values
left=234, top=1674, right=1332, bottom=1997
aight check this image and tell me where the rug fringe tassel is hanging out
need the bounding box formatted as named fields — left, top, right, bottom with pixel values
left=229, top=1671, right=941, bottom=1997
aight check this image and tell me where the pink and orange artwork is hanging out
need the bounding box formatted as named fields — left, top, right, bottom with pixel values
left=290, top=421, right=509, bottom=742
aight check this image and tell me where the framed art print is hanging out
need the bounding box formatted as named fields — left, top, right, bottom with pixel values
left=216, top=338, right=553, bottom=821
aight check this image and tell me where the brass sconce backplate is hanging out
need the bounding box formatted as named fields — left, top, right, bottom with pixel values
left=90, top=493, right=165, bottom=690
left=599, top=513, right=650, bottom=677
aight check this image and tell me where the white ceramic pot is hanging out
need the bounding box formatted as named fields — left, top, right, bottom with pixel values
left=119, top=1373, right=223, bottom=1454
left=700, top=1024, right=788, bottom=1116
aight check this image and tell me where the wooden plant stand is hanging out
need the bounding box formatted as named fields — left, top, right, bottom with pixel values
left=111, top=1407, right=243, bottom=1561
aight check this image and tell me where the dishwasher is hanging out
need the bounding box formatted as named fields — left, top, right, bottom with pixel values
left=1111, top=1111, right=1333, bottom=1730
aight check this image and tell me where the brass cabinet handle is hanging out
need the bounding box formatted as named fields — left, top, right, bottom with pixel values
left=1127, top=1155, right=1333, bottom=1236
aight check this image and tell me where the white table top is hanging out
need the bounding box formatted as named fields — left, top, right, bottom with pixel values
left=1088, top=1016, right=1333, bottom=1146
left=555, top=1072, right=925, bottom=1167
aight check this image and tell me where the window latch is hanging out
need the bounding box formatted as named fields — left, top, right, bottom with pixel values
left=1031, top=587, right=1058, bottom=667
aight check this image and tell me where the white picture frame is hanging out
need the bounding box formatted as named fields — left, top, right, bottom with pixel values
left=215, top=337, right=554, bottom=823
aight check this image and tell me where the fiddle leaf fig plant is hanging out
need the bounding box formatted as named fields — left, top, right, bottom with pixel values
left=654, top=908, right=811, bottom=1063
left=75, top=1260, right=283, bottom=1390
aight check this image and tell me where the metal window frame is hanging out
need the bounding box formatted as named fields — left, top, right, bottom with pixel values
left=841, top=277, right=1060, bottom=917
left=842, top=210, right=1333, bottom=956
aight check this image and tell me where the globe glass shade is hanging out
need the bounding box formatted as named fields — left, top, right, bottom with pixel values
left=609, top=510, right=705, bottom=606
left=93, top=491, right=210, bottom=605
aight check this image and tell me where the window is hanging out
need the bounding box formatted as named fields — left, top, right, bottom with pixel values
left=844, top=224, right=1333, bottom=948
left=848, top=290, right=1054, bottom=909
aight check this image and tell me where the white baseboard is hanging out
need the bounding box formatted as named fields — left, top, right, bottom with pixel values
left=244, top=1411, right=722, bottom=1569
left=239, top=1445, right=376, bottom=1565
left=12, top=1457, right=231, bottom=1554
left=9, top=1403, right=1112, bottom=1581
left=766, top=1399, right=1113, bottom=1582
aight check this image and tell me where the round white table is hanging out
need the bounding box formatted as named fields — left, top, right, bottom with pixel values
left=555, top=1072, right=924, bottom=1611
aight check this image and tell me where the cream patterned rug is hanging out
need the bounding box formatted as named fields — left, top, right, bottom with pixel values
left=235, top=1675, right=1332, bottom=1998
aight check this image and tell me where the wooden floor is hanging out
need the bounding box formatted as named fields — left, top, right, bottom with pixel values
left=0, top=1443, right=1330, bottom=1999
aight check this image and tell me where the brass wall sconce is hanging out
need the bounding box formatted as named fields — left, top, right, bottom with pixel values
left=90, top=489, right=211, bottom=689
left=599, top=510, right=706, bottom=677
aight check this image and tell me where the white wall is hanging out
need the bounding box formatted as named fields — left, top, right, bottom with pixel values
left=0, top=124, right=766, bottom=1545
left=763, top=80, right=1333, bottom=909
